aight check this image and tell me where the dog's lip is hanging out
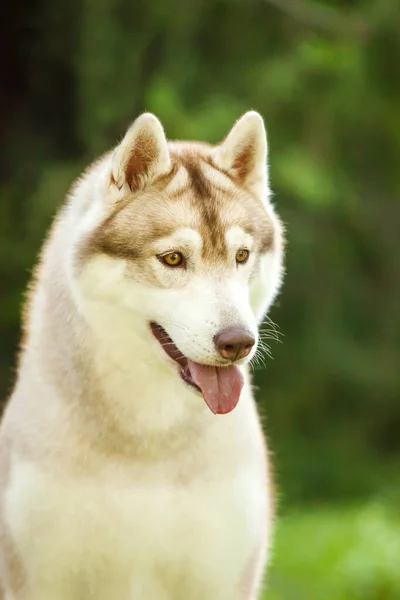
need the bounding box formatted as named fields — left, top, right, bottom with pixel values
left=150, top=322, right=202, bottom=392
left=150, top=322, right=186, bottom=367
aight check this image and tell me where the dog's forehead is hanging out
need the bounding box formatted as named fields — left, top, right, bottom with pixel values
left=90, top=149, right=273, bottom=262
left=160, top=152, right=274, bottom=257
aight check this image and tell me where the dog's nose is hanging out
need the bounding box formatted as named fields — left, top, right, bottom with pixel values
left=214, top=327, right=255, bottom=362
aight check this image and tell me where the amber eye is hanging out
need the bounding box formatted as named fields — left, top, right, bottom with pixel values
left=159, top=251, right=184, bottom=268
left=235, top=248, right=249, bottom=264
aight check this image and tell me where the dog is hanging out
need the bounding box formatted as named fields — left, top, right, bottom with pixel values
left=0, top=110, right=285, bottom=599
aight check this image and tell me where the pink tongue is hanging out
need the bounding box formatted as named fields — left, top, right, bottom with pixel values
left=187, top=361, right=244, bottom=415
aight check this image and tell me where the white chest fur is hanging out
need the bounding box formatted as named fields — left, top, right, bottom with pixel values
left=4, top=398, right=270, bottom=600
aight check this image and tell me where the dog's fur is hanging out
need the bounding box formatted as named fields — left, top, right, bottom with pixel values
left=0, top=111, right=284, bottom=599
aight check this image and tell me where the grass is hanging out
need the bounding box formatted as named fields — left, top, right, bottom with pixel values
left=264, top=502, right=400, bottom=600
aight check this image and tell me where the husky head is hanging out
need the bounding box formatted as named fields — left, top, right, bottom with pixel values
left=72, top=112, right=284, bottom=415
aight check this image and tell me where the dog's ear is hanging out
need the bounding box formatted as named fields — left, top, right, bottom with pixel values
left=213, top=111, right=269, bottom=197
left=110, top=113, right=171, bottom=196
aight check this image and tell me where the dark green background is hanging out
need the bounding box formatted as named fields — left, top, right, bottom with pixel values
left=1, top=1, right=399, bottom=597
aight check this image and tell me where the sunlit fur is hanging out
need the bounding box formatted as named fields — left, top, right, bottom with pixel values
left=0, top=111, right=285, bottom=600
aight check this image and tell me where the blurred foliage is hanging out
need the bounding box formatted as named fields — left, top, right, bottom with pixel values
left=266, top=500, right=400, bottom=599
left=1, top=0, right=400, bottom=596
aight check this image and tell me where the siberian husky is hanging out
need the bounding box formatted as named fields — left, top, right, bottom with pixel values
left=0, top=111, right=285, bottom=599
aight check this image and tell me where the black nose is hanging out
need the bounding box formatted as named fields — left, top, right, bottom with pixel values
left=214, top=327, right=255, bottom=362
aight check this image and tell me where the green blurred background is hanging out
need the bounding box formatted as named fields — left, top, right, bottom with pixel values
left=1, top=0, right=399, bottom=598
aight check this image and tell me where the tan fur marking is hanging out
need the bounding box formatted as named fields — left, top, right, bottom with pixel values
left=125, top=131, right=159, bottom=190
left=180, top=155, right=228, bottom=261
left=232, top=137, right=257, bottom=184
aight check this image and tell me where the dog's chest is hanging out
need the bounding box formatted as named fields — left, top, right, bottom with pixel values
left=5, top=432, right=268, bottom=598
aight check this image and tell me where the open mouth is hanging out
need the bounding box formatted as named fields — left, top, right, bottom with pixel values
left=150, top=323, right=244, bottom=415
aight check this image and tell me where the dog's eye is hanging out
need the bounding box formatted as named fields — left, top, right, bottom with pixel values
left=235, top=248, right=249, bottom=264
left=159, top=252, right=184, bottom=268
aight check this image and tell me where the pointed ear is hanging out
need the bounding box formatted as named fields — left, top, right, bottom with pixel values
left=110, top=113, right=171, bottom=196
left=213, top=111, right=268, bottom=196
